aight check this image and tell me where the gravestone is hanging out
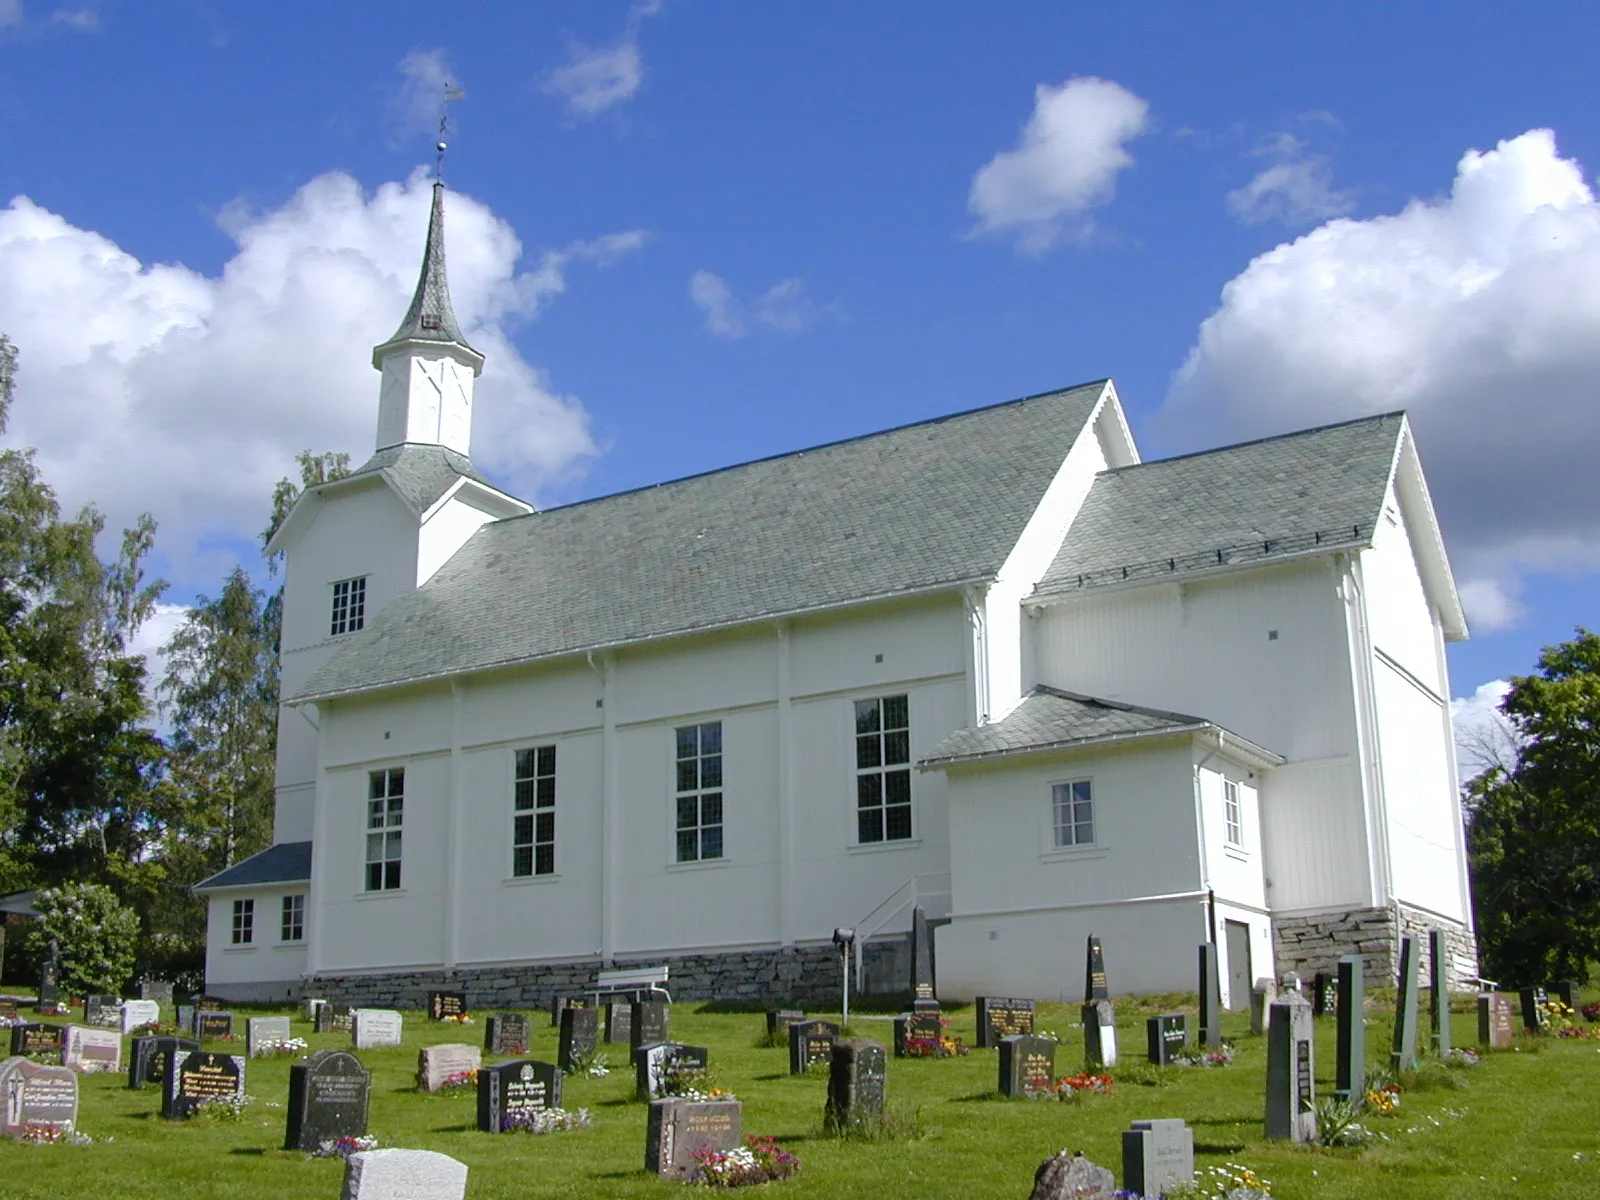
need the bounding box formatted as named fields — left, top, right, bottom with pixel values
left=477, top=1059, right=561, bottom=1132
left=628, top=1000, right=669, bottom=1054
left=1146, top=1013, right=1187, bottom=1065
left=1084, top=935, right=1109, bottom=1002
left=139, top=979, right=174, bottom=1006
left=1249, top=977, right=1276, bottom=1036
left=285, top=1049, right=371, bottom=1152
left=196, top=1011, right=235, bottom=1041
left=1312, top=972, right=1337, bottom=1018
left=37, top=941, right=60, bottom=1010
left=162, top=1049, right=245, bottom=1119
left=9, top=1023, right=64, bottom=1058
left=248, top=1015, right=293, bottom=1058
left=417, top=1043, right=481, bottom=1092
left=998, top=1033, right=1056, bottom=1098
left=342, top=1149, right=467, bottom=1200
left=0, top=1002, right=16, bottom=1022
left=892, top=1010, right=943, bottom=1056
left=550, top=994, right=587, bottom=1027
left=1392, top=935, right=1421, bottom=1070
left=63, top=1025, right=121, bottom=1073
left=788, top=1019, right=840, bottom=1075
left=825, top=1038, right=886, bottom=1130
left=121, top=1000, right=161, bottom=1035
left=0, top=1057, right=77, bottom=1138
left=1281, top=970, right=1302, bottom=994
left=910, top=904, right=939, bottom=1011
left=605, top=1001, right=632, bottom=1045
left=1198, top=942, right=1222, bottom=1047
left=1429, top=928, right=1451, bottom=1056
left=765, top=1009, right=805, bottom=1039
left=484, top=1012, right=530, bottom=1056
left=128, top=1035, right=199, bottom=1090
left=1335, top=954, right=1365, bottom=1100
left=1265, top=996, right=1315, bottom=1142
left=975, top=996, right=1035, bottom=1048
left=177, top=1004, right=196, bottom=1035
left=304, top=997, right=327, bottom=1023
left=1083, top=998, right=1117, bottom=1068
left=1122, top=1118, right=1195, bottom=1198
left=634, top=1042, right=709, bottom=1101
left=316, top=1003, right=351, bottom=1035
left=428, top=991, right=467, bottom=1022
left=645, top=1097, right=742, bottom=1179
left=1478, top=992, right=1516, bottom=1047
left=84, top=995, right=121, bottom=1029
left=1519, top=986, right=1550, bottom=1034
left=558, top=1005, right=598, bottom=1072
left=1028, top=1151, right=1116, bottom=1200
left=1555, top=980, right=1582, bottom=1011
left=351, top=1008, right=403, bottom=1050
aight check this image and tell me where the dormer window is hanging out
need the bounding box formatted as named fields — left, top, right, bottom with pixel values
left=331, top=576, right=367, bottom=636
left=420, top=314, right=442, bottom=331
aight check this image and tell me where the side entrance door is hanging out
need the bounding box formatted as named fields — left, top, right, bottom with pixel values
left=1223, top=919, right=1252, bottom=1010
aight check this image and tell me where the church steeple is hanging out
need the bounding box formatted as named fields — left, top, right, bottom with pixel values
left=372, top=181, right=484, bottom=456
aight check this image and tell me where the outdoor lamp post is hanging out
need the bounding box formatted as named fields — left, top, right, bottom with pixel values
left=833, top=926, right=856, bottom=1029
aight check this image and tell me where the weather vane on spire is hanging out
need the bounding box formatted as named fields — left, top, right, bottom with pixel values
left=436, top=83, right=467, bottom=183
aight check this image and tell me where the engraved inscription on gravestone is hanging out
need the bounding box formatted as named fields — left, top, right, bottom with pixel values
left=1146, top=1014, right=1187, bottom=1065
left=285, top=1049, right=371, bottom=1152
left=121, top=1000, right=161, bottom=1036
left=248, top=1016, right=293, bottom=1058
left=484, top=1013, right=530, bottom=1056
left=559, top=1006, right=599, bottom=1073
left=646, top=1097, right=743, bottom=1179
left=428, top=991, right=467, bottom=1022
left=629, top=1001, right=669, bottom=1054
left=197, top=1011, right=235, bottom=1041
left=351, top=1009, right=403, bottom=1050
left=765, top=1010, right=805, bottom=1039
left=162, top=1050, right=245, bottom=1119
left=975, top=996, right=1035, bottom=1049
left=1478, top=993, right=1516, bottom=1048
left=63, top=1025, right=122, bottom=1074
left=417, top=1043, right=481, bottom=1093
left=1084, top=936, right=1109, bottom=1002
left=10, top=1024, right=64, bottom=1058
left=140, top=979, right=174, bottom=1006
left=635, top=1042, right=708, bottom=1101
left=0, top=1057, right=78, bottom=1138
left=129, top=1036, right=200, bottom=1090
left=84, top=996, right=122, bottom=1030
left=605, top=1002, right=632, bottom=1045
left=892, top=1011, right=942, bottom=1057
left=1265, top=997, right=1315, bottom=1142
left=826, top=1038, right=886, bottom=1130
left=477, top=1059, right=561, bottom=1132
left=1520, top=986, right=1550, bottom=1034
left=998, top=1034, right=1055, bottom=1098
left=788, top=1020, right=840, bottom=1075
left=1123, top=1118, right=1195, bottom=1198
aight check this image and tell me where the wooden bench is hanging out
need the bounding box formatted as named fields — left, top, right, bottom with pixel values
left=590, top=964, right=671, bottom=1005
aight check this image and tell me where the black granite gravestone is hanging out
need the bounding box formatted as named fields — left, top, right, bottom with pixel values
left=550, top=994, right=588, bottom=1027
left=1428, top=928, right=1451, bottom=1057
left=162, top=1050, right=245, bottom=1119
left=825, top=1038, right=886, bottom=1130
left=128, top=1036, right=200, bottom=1090
left=1391, top=935, right=1421, bottom=1071
left=998, top=1034, right=1056, bottom=1098
left=484, top=1013, right=530, bottom=1056
left=477, top=1059, right=562, bottom=1132
left=284, top=1050, right=371, bottom=1151
left=428, top=991, right=468, bottom=1022
left=605, top=1002, right=632, bottom=1045
left=1198, top=942, right=1222, bottom=1048
left=634, top=1042, right=709, bottom=1101
left=1083, top=998, right=1117, bottom=1068
left=974, top=996, right=1035, bottom=1049
left=788, top=1020, right=840, bottom=1075
left=9, top=1023, right=64, bottom=1057
left=1084, top=936, right=1109, bottom=1002
left=197, top=1011, right=235, bottom=1042
left=558, top=1005, right=598, bottom=1073
left=1520, top=986, right=1550, bottom=1034
left=765, top=1010, right=806, bottom=1039
left=1312, top=972, right=1337, bottom=1018
left=1146, top=1013, right=1187, bottom=1065
left=1335, top=954, right=1365, bottom=1101
left=1555, top=980, right=1582, bottom=1012
left=628, top=1001, right=669, bottom=1054
left=892, top=1010, right=943, bottom=1057
left=645, top=1097, right=742, bottom=1179
left=37, top=940, right=60, bottom=1010
left=910, top=905, right=939, bottom=1011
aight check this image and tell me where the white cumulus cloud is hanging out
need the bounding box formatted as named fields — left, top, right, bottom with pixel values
left=688, top=271, right=829, bottom=339
left=1451, top=678, right=1519, bottom=783
left=392, top=48, right=458, bottom=146
left=1227, top=133, right=1354, bottom=228
left=542, top=1, right=664, bottom=119
left=968, top=76, right=1149, bottom=253
left=1158, top=129, right=1600, bottom=632
left=0, top=169, right=645, bottom=592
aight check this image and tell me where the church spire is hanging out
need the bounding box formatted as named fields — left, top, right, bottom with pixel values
left=371, top=181, right=483, bottom=373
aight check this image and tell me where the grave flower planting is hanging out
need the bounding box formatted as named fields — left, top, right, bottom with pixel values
left=313, top=1134, right=380, bottom=1160
left=501, top=1106, right=592, bottom=1134
left=1053, top=1072, right=1113, bottom=1098
left=253, top=1036, right=308, bottom=1057
left=690, top=1136, right=803, bottom=1187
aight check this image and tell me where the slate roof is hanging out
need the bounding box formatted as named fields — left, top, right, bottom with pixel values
left=296, top=381, right=1111, bottom=701
left=1034, top=412, right=1404, bottom=597
left=921, top=686, right=1281, bottom=767
left=193, top=842, right=313, bottom=892
left=346, top=442, right=496, bottom=513
left=372, top=182, right=478, bottom=363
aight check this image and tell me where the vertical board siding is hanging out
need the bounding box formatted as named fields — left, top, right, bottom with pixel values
left=1259, top=757, right=1369, bottom=912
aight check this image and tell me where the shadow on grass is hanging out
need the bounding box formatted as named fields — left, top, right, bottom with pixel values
left=754, top=1073, right=786, bottom=1081
left=227, top=1148, right=267, bottom=1156
left=950, top=1091, right=1002, bottom=1103
left=431, top=1123, right=475, bottom=1134
left=1195, top=1142, right=1247, bottom=1154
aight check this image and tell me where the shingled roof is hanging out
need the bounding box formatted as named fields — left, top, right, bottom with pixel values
left=346, top=442, right=496, bottom=513
left=193, top=842, right=312, bottom=892
left=1034, top=412, right=1404, bottom=598
left=371, top=181, right=479, bottom=366
left=921, top=686, right=1280, bottom=767
left=296, top=381, right=1111, bottom=702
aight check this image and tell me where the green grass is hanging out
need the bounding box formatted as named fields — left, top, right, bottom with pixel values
left=3, top=996, right=1598, bottom=1198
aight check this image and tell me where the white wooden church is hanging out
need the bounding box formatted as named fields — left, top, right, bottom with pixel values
left=197, top=184, right=1476, bottom=1010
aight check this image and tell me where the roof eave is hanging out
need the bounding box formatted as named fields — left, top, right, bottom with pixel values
left=1390, top=419, right=1469, bottom=641
left=192, top=875, right=311, bottom=895
left=370, top=335, right=485, bottom=375
left=920, top=720, right=1283, bottom=771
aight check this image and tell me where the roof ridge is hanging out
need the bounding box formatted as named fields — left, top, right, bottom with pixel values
left=1103, top=410, right=1405, bottom=475
left=1029, top=684, right=1211, bottom=728
left=522, top=379, right=1111, bottom=522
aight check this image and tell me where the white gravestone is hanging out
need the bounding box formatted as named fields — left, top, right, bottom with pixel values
left=63, top=1025, right=122, bottom=1073
left=351, top=1009, right=404, bottom=1050
left=247, top=1016, right=293, bottom=1057
left=342, top=1149, right=467, bottom=1200
left=121, top=1000, right=161, bottom=1036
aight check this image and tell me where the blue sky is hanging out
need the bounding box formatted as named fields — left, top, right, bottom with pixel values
left=1, top=1, right=1596, bottom=759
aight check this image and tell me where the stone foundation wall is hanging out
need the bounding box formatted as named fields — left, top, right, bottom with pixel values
left=1274, top=904, right=1479, bottom=989
left=306, top=940, right=906, bottom=1011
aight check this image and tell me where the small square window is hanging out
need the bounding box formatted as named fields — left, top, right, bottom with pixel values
left=1051, top=780, right=1094, bottom=848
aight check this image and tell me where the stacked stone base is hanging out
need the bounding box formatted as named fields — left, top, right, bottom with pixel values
left=306, top=940, right=905, bottom=1012
left=1273, top=903, right=1479, bottom=989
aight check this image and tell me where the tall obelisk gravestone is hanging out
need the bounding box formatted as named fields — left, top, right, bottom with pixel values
left=1335, top=954, right=1364, bottom=1101
left=1198, top=943, right=1223, bottom=1049
left=1265, top=994, right=1316, bottom=1142
left=1428, top=928, right=1450, bottom=1057
left=909, top=906, right=939, bottom=1013
left=1391, top=935, right=1421, bottom=1071
left=1082, top=936, right=1116, bottom=1068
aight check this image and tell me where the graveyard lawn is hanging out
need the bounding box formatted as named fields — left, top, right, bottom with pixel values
left=1, top=998, right=1598, bottom=1198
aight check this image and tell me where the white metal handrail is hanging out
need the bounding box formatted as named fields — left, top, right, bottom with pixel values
left=851, top=872, right=951, bottom=982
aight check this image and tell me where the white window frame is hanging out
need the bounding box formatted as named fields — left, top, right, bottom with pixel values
left=280, top=893, right=305, bottom=942
left=1223, top=778, right=1244, bottom=847
left=512, top=745, right=557, bottom=877
left=365, top=767, right=404, bottom=891
left=1050, top=778, right=1095, bottom=849
left=231, top=898, right=254, bottom=945
left=330, top=576, right=367, bottom=636
left=674, top=721, right=724, bottom=863
left=854, top=694, right=913, bottom=844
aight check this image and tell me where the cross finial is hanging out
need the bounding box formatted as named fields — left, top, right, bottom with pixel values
left=436, top=84, right=467, bottom=183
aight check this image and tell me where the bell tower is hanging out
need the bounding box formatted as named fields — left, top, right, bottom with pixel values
left=371, top=182, right=483, bottom=456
